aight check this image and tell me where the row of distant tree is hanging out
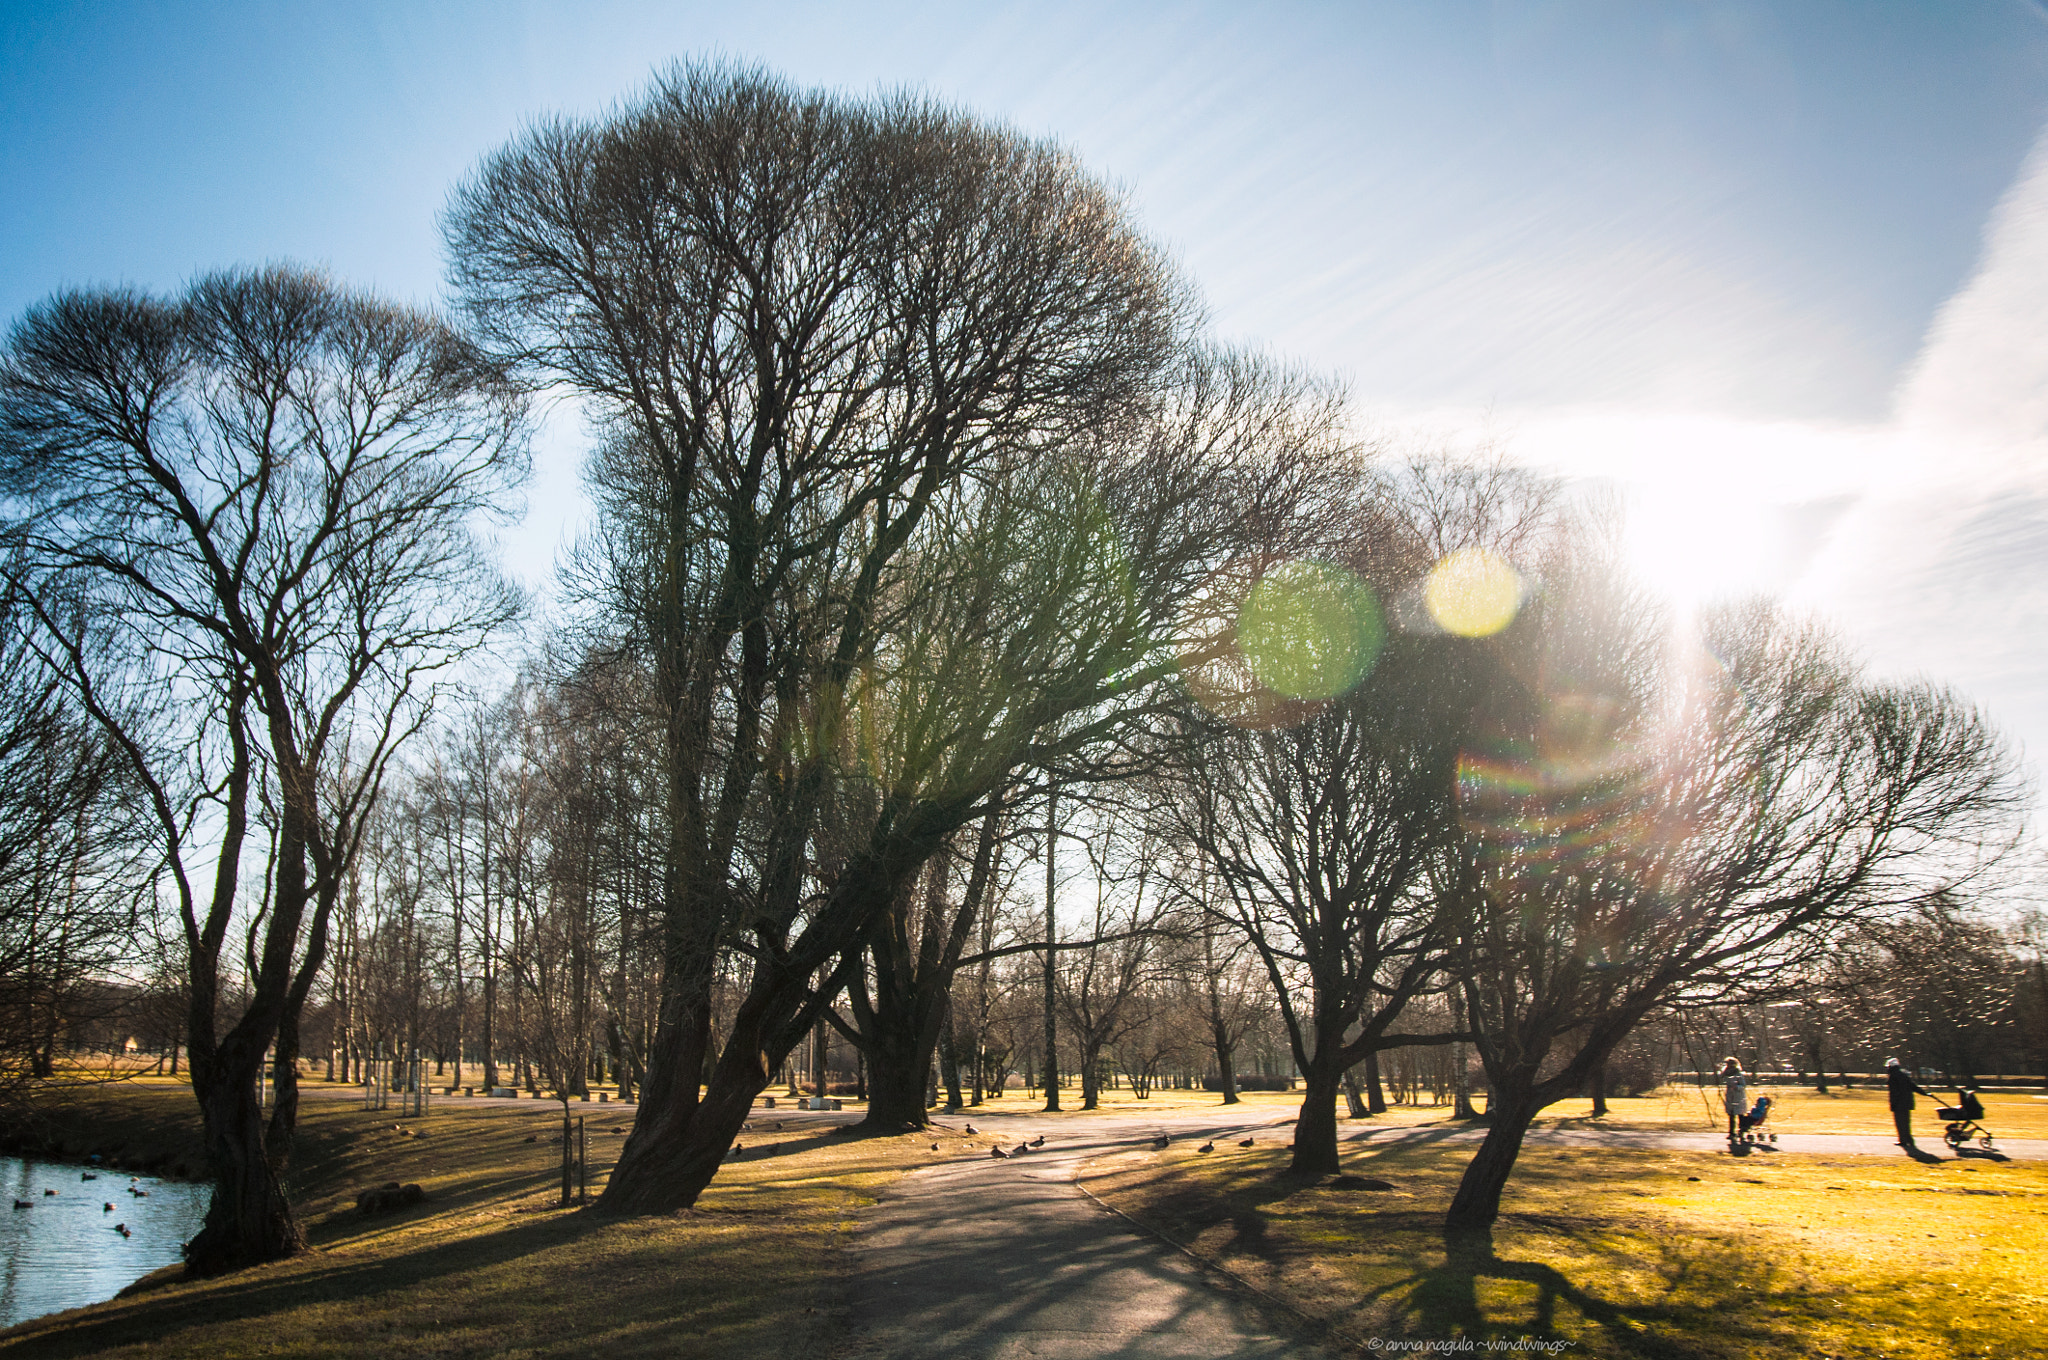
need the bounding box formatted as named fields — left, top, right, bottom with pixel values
left=0, top=60, right=2035, bottom=1273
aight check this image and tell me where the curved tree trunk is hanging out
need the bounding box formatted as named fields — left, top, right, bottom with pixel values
left=1444, top=1085, right=1540, bottom=1239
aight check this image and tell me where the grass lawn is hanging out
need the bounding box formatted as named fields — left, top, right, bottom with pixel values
left=3, top=1077, right=2040, bottom=1357
left=1078, top=1129, right=2048, bottom=1358
left=961, top=1078, right=2048, bottom=1142
left=0, top=1078, right=959, bottom=1359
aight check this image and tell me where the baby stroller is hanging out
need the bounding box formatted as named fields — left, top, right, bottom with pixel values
left=1733, top=1095, right=1775, bottom=1145
left=1938, top=1088, right=1995, bottom=1151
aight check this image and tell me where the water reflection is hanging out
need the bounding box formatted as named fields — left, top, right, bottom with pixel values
left=0, top=1156, right=209, bottom=1330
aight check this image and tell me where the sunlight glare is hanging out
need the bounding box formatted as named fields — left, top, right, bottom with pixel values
left=1620, top=484, right=1785, bottom=611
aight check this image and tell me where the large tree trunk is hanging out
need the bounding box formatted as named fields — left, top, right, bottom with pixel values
left=1444, top=1084, right=1541, bottom=1239
left=1291, top=1061, right=1344, bottom=1174
left=862, top=1009, right=934, bottom=1129
left=600, top=817, right=949, bottom=1213
left=184, top=1038, right=302, bottom=1275
left=597, top=943, right=827, bottom=1214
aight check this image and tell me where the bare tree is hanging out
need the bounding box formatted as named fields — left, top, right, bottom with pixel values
left=1825, top=892, right=2023, bottom=1084
left=446, top=62, right=1329, bottom=1214
left=0, top=267, right=525, bottom=1272
left=835, top=808, right=1004, bottom=1129
left=1054, top=823, right=1173, bottom=1109
left=0, top=587, right=152, bottom=1096
left=1441, top=588, right=2021, bottom=1240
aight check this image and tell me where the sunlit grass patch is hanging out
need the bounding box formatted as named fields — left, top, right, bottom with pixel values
left=1079, top=1136, right=2048, bottom=1358
left=1532, top=1084, right=2048, bottom=1140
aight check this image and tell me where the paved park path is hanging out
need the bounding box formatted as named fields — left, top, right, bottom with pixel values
left=841, top=1124, right=1315, bottom=1359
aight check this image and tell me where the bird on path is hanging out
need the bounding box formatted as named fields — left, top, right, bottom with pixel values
left=1029, top=1136, right=1045, bottom=1147
left=1198, top=1142, right=1214, bottom=1153
left=989, top=1145, right=1008, bottom=1159
left=964, top=1123, right=977, bottom=1134
left=116, top=1224, right=130, bottom=1237
left=1012, top=1144, right=1029, bottom=1157
left=10, top=1201, right=27, bottom=1210
left=1238, top=1138, right=1255, bottom=1148
left=930, top=1142, right=940, bottom=1152
left=80, top=1172, right=95, bottom=1181
left=42, top=1189, right=55, bottom=1196
left=726, top=1143, right=743, bottom=1160
left=103, top=1202, right=113, bottom=1212
left=1152, top=1135, right=1170, bottom=1149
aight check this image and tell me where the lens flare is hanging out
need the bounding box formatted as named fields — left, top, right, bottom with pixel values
left=1236, top=559, right=1384, bottom=700
left=1455, top=686, right=1653, bottom=882
left=1424, top=548, right=1522, bottom=637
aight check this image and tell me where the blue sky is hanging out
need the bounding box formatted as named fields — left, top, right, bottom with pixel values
left=7, top=1, right=2048, bottom=791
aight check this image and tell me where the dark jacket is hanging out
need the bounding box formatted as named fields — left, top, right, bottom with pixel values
left=1887, top=1066, right=1931, bottom=1111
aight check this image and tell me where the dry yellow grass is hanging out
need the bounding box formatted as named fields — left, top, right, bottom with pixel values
left=0, top=1082, right=963, bottom=1359
left=1079, top=1133, right=2048, bottom=1358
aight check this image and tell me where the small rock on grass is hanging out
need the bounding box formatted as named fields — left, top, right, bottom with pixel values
left=356, top=1182, right=428, bottom=1216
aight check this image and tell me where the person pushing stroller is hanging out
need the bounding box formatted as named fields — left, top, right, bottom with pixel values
left=1886, top=1057, right=1936, bottom=1150
left=1719, top=1057, right=1749, bottom=1141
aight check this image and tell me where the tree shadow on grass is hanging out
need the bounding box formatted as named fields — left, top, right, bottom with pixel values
left=1359, top=1220, right=1815, bottom=1359
left=3, top=1211, right=599, bottom=1359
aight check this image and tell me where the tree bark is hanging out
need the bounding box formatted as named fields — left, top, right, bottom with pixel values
left=1364, top=1051, right=1388, bottom=1114
left=1588, top=1060, right=1609, bottom=1118
left=937, top=997, right=964, bottom=1110
left=183, top=1039, right=303, bottom=1275
left=861, top=1010, right=933, bottom=1129
left=1213, top=1028, right=1239, bottom=1105
left=1291, top=1063, right=1343, bottom=1174
left=1042, top=793, right=1060, bottom=1112
left=1444, top=1085, right=1541, bottom=1239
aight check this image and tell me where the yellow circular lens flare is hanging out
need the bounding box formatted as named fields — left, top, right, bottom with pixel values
left=1235, top=560, right=1384, bottom=699
left=1425, top=548, right=1521, bottom=637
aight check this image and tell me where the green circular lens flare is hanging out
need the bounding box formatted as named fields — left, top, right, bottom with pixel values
left=1235, top=560, right=1384, bottom=699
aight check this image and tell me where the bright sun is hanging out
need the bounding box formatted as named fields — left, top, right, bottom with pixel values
left=1618, top=482, right=1788, bottom=612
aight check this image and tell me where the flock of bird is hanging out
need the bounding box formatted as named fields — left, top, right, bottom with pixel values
left=11, top=1173, right=149, bottom=1235
left=986, top=1135, right=1049, bottom=1159
left=714, top=1111, right=1271, bottom=1166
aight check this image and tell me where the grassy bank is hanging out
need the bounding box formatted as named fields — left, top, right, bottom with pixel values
left=1079, top=1135, right=2048, bottom=1358
left=0, top=1081, right=950, bottom=1358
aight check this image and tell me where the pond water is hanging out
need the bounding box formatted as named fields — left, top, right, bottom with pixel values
left=0, top=1157, right=210, bottom=1330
